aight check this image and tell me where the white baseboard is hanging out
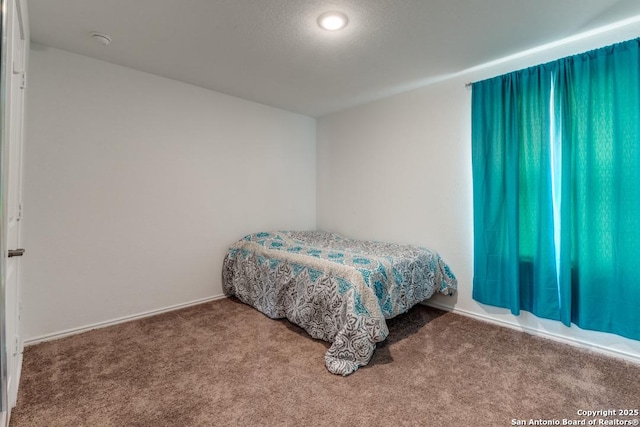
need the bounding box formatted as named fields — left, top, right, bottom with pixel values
left=24, top=294, right=639, bottom=366
left=24, top=294, right=227, bottom=346
left=423, top=301, right=640, bottom=365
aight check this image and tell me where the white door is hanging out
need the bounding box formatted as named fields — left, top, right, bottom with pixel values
left=1, top=0, right=27, bottom=424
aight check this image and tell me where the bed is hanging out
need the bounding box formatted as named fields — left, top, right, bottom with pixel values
left=222, top=230, right=457, bottom=375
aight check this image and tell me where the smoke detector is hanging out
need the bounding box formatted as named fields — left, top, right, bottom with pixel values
left=90, top=32, right=112, bottom=46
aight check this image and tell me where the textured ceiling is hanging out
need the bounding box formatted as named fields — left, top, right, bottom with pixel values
left=28, top=0, right=640, bottom=117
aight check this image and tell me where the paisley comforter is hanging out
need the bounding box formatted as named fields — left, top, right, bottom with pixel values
left=222, top=231, right=457, bottom=375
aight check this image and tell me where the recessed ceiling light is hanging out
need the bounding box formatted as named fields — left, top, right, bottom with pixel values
left=317, top=12, right=348, bottom=31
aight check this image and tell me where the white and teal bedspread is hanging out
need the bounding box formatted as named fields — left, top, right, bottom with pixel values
left=222, top=231, right=457, bottom=375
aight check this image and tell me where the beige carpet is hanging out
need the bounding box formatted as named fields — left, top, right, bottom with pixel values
left=10, top=297, right=640, bottom=426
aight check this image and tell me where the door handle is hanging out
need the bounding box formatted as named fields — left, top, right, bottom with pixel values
left=8, top=249, right=25, bottom=257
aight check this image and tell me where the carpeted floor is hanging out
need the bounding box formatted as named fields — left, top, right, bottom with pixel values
left=10, top=297, right=640, bottom=426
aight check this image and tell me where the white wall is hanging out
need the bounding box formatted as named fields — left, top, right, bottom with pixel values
left=23, top=45, right=316, bottom=341
left=317, top=22, right=640, bottom=360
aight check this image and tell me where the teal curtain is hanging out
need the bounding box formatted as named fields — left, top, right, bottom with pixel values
left=472, top=38, right=640, bottom=340
left=557, top=40, right=640, bottom=339
left=472, top=65, right=560, bottom=321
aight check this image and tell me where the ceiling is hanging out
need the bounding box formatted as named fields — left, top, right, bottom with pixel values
left=28, top=0, right=640, bottom=117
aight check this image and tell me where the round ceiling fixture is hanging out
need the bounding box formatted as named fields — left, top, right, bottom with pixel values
left=317, top=12, right=348, bottom=31
left=90, top=32, right=112, bottom=46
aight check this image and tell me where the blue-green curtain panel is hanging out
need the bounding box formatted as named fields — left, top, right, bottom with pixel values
left=472, top=66, right=560, bottom=321
left=472, top=38, right=640, bottom=341
left=557, top=40, right=640, bottom=340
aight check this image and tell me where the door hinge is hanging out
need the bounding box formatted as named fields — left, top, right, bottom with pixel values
left=13, top=66, right=26, bottom=89
left=17, top=202, right=22, bottom=221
